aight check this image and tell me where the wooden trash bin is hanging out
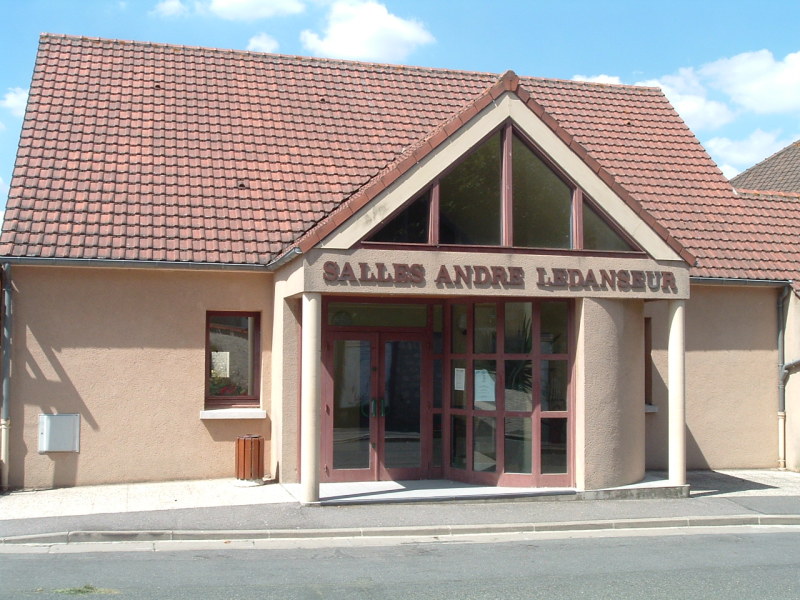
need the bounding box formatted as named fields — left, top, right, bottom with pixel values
left=235, top=435, right=264, bottom=481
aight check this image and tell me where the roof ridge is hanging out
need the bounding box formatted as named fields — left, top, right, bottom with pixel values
left=519, top=74, right=662, bottom=92
left=39, top=32, right=500, bottom=80
left=736, top=188, right=800, bottom=199
left=39, top=33, right=664, bottom=94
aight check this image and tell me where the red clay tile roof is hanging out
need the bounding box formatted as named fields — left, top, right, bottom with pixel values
left=731, top=140, right=800, bottom=194
left=0, top=34, right=791, bottom=285
left=706, top=189, right=800, bottom=285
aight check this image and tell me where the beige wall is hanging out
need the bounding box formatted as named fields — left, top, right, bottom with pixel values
left=268, top=283, right=302, bottom=483
left=645, top=284, right=778, bottom=470
left=576, top=298, right=645, bottom=490
left=785, top=291, right=800, bottom=471
left=8, top=265, right=273, bottom=489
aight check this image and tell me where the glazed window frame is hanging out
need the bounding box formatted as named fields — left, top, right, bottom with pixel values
left=205, top=311, right=261, bottom=409
left=362, top=121, right=641, bottom=255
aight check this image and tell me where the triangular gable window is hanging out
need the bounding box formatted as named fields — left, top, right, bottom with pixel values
left=368, top=190, right=430, bottom=244
left=439, top=131, right=502, bottom=245
left=583, top=200, right=636, bottom=252
left=366, top=122, right=641, bottom=253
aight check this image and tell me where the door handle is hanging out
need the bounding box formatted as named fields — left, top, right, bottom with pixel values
left=371, top=397, right=386, bottom=417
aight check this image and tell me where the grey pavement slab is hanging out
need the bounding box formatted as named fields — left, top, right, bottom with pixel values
left=1, top=469, right=799, bottom=543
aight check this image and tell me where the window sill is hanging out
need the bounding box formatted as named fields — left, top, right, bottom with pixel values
left=645, top=404, right=659, bottom=414
left=200, top=408, right=267, bottom=420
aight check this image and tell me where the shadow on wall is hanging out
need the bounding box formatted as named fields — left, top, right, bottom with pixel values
left=686, top=427, right=710, bottom=470
left=202, top=419, right=272, bottom=443
left=11, top=320, right=99, bottom=489
left=645, top=367, right=713, bottom=470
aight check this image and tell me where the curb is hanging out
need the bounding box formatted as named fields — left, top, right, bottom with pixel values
left=3, top=514, right=800, bottom=545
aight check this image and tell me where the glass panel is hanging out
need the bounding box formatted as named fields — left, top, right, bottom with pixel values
left=541, top=302, right=568, bottom=354
left=474, top=303, right=497, bottom=353
left=439, top=131, right=502, bottom=245
left=473, top=416, right=497, bottom=472
left=505, top=302, right=532, bottom=353
left=433, top=359, right=443, bottom=409
left=208, top=314, right=256, bottom=397
left=432, top=413, right=442, bottom=468
left=583, top=200, right=634, bottom=251
left=473, top=360, right=496, bottom=411
left=383, top=340, right=421, bottom=469
left=505, top=417, right=532, bottom=474
left=451, top=415, right=467, bottom=469
left=541, top=360, right=568, bottom=412
left=332, top=340, right=371, bottom=470
left=512, top=135, right=572, bottom=249
left=367, top=190, right=430, bottom=244
left=451, top=358, right=467, bottom=409
left=451, top=304, right=468, bottom=354
left=433, top=304, right=444, bottom=354
left=541, top=418, right=568, bottom=474
left=328, top=302, right=427, bottom=328
left=504, top=360, right=533, bottom=411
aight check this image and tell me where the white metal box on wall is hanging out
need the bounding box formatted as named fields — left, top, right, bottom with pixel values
left=38, top=414, right=81, bottom=453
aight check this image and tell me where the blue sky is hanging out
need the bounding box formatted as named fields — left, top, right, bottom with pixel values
left=1, top=0, right=799, bottom=208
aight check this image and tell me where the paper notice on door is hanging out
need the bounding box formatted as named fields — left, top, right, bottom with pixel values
left=453, top=367, right=466, bottom=391
left=474, top=369, right=496, bottom=404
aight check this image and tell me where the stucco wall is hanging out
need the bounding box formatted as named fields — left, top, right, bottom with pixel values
left=785, top=291, right=800, bottom=471
left=645, top=284, right=778, bottom=470
left=576, top=298, right=645, bottom=490
left=8, top=266, right=273, bottom=489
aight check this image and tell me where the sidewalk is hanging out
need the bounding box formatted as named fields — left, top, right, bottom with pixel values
left=2, top=470, right=799, bottom=544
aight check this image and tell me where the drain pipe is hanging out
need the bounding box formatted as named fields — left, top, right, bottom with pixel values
left=1, top=264, right=11, bottom=491
left=777, top=285, right=792, bottom=470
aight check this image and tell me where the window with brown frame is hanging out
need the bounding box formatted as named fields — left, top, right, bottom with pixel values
left=365, top=122, right=638, bottom=253
left=206, top=312, right=260, bottom=408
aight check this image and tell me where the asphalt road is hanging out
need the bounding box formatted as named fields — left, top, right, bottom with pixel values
left=3, top=527, right=800, bottom=599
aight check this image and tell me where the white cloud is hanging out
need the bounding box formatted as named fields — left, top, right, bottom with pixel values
left=0, top=121, right=6, bottom=132
left=151, top=0, right=189, bottom=16
left=0, top=176, right=8, bottom=199
left=0, top=87, right=28, bottom=118
left=718, top=164, right=740, bottom=179
left=572, top=74, right=622, bottom=85
left=208, top=0, right=304, bottom=20
left=636, top=70, right=735, bottom=132
left=705, top=129, right=792, bottom=171
left=247, top=32, right=279, bottom=52
left=300, top=0, right=434, bottom=62
left=701, top=50, right=800, bottom=114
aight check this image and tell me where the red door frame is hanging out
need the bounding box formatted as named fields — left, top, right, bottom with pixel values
left=320, top=296, right=574, bottom=488
left=321, top=329, right=431, bottom=482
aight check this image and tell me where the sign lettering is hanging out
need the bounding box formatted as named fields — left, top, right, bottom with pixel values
left=322, top=261, right=679, bottom=293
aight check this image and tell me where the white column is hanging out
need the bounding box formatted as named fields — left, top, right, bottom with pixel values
left=300, top=292, right=322, bottom=503
left=668, top=299, right=686, bottom=486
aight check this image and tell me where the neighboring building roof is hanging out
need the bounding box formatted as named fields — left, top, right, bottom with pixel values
left=731, top=140, right=800, bottom=194
left=0, top=34, right=788, bottom=285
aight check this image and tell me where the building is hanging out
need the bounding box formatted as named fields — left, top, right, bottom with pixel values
left=0, top=34, right=797, bottom=501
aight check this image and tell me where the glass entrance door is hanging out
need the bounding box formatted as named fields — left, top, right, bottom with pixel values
left=323, top=332, right=425, bottom=482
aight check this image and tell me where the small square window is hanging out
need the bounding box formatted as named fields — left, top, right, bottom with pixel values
left=206, top=312, right=260, bottom=408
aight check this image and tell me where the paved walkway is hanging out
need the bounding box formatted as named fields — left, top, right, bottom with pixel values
left=1, top=470, right=799, bottom=544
